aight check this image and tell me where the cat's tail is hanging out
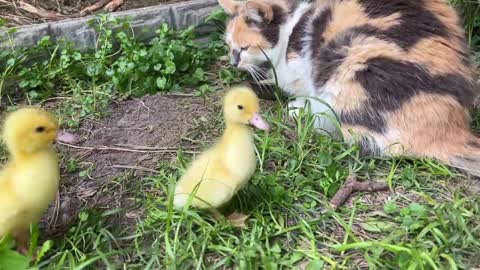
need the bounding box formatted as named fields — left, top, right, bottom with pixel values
left=446, top=134, right=480, bottom=177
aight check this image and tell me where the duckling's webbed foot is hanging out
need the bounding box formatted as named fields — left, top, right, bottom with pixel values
left=227, top=211, right=250, bottom=228
left=207, top=209, right=250, bottom=228
left=12, top=229, right=30, bottom=256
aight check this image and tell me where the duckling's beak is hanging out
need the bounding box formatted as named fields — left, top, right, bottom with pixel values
left=56, top=130, right=78, bottom=144
left=249, top=113, right=270, bottom=131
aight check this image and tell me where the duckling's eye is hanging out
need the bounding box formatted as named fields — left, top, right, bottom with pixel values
left=237, top=105, right=244, bottom=110
left=35, top=126, right=46, bottom=133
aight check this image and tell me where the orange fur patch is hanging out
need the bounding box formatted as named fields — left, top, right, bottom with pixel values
left=228, top=16, right=271, bottom=49
left=385, top=94, right=471, bottom=160
left=218, top=0, right=238, bottom=15
left=339, top=36, right=403, bottom=74
left=287, top=51, right=299, bottom=60
left=332, top=80, right=368, bottom=112
left=424, top=0, right=464, bottom=38
left=322, top=1, right=401, bottom=43
left=407, top=37, right=472, bottom=77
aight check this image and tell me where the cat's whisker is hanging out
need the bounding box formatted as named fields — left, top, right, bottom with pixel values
left=251, top=67, right=274, bottom=92
left=248, top=69, right=263, bottom=91
left=253, top=68, right=271, bottom=93
left=247, top=66, right=268, bottom=93
left=251, top=66, right=270, bottom=80
left=249, top=66, right=269, bottom=83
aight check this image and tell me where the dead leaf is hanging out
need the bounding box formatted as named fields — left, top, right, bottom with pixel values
left=77, top=187, right=98, bottom=198
left=18, top=1, right=65, bottom=21
left=227, top=212, right=250, bottom=228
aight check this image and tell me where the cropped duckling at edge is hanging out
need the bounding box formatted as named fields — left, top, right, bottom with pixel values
left=174, top=86, right=270, bottom=219
left=0, top=107, right=76, bottom=255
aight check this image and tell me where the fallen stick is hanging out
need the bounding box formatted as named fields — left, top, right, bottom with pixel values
left=18, top=1, right=65, bottom=21
left=330, top=176, right=389, bottom=210
left=103, top=0, right=124, bottom=12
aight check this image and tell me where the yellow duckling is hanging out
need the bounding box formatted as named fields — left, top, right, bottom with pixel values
left=174, top=86, right=270, bottom=213
left=0, top=107, right=75, bottom=254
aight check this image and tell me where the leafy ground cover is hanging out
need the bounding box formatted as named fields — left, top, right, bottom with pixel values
left=0, top=2, right=480, bottom=269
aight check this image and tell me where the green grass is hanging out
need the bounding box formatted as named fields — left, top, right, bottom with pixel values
left=27, top=101, right=480, bottom=269
left=0, top=3, right=480, bottom=270
left=450, top=0, right=480, bottom=52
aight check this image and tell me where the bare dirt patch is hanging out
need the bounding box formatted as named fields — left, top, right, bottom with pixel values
left=63, top=95, right=211, bottom=179
left=1, top=0, right=184, bottom=27
left=42, top=93, right=215, bottom=237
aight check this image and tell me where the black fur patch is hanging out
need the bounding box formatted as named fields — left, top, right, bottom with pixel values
left=358, top=0, right=423, bottom=18
left=356, top=57, right=475, bottom=109
left=313, top=33, right=349, bottom=88
left=358, top=0, right=448, bottom=49
left=311, top=26, right=385, bottom=133
left=358, top=136, right=382, bottom=156
left=311, top=8, right=333, bottom=56
left=341, top=109, right=387, bottom=133
left=343, top=57, right=475, bottom=132
left=313, top=25, right=361, bottom=88
left=247, top=5, right=287, bottom=46
left=287, top=8, right=315, bottom=58
left=346, top=24, right=468, bottom=67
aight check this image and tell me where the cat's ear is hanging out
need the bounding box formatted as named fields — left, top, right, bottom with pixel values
left=218, top=0, right=239, bottom=15
left=245, top=0, right=273, bottom=23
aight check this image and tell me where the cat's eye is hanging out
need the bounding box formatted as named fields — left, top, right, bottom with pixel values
left=240, top=46, right=249, bottom=51
left=35, top=126, right=46, bottom=133
left=237, top=105, right=244, bottom=110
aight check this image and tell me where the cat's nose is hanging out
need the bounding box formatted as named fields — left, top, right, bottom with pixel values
left=231, top=49, right=241, bottom=67
left=230, top=58, right=239, bottom=66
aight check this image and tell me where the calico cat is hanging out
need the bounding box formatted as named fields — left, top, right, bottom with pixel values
left=217, top=0, right=480, bottom=177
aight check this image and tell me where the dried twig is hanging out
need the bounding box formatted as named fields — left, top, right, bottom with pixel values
left=79, top=0, right=110, bottom=16
left=58, top=142, right=198, bottom=154
left=134, top=98, right=152, bottom=117
left=112, top=165, right=160, bottom=174
left=103, top=0, right=124, bottom=12
left=281, top=130, right=297, bottom=141
left=330, top=176, right=389, bottom=210
left=18, top=1, right=65, bottom=21
left=114, top=143, right=199, bottom=151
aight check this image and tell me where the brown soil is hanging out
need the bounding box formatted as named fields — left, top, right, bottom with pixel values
left=0, top=0, right=184, bottom=27
left=42, top=93, right=217, bottom=237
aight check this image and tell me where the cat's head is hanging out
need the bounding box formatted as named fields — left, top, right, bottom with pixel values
left=218, top=0, right=288, bottom=72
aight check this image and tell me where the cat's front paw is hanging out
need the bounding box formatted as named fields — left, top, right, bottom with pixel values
left=288, top=98, right=309, bottom=119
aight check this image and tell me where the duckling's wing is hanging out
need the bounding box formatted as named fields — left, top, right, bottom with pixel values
left=0, top=166, right=22, bottom=231
left=0, top=204, right=20, bottom=235
left=0, top=166, right=14, bottom=198
left=0, top=175, right=22, bottom=235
